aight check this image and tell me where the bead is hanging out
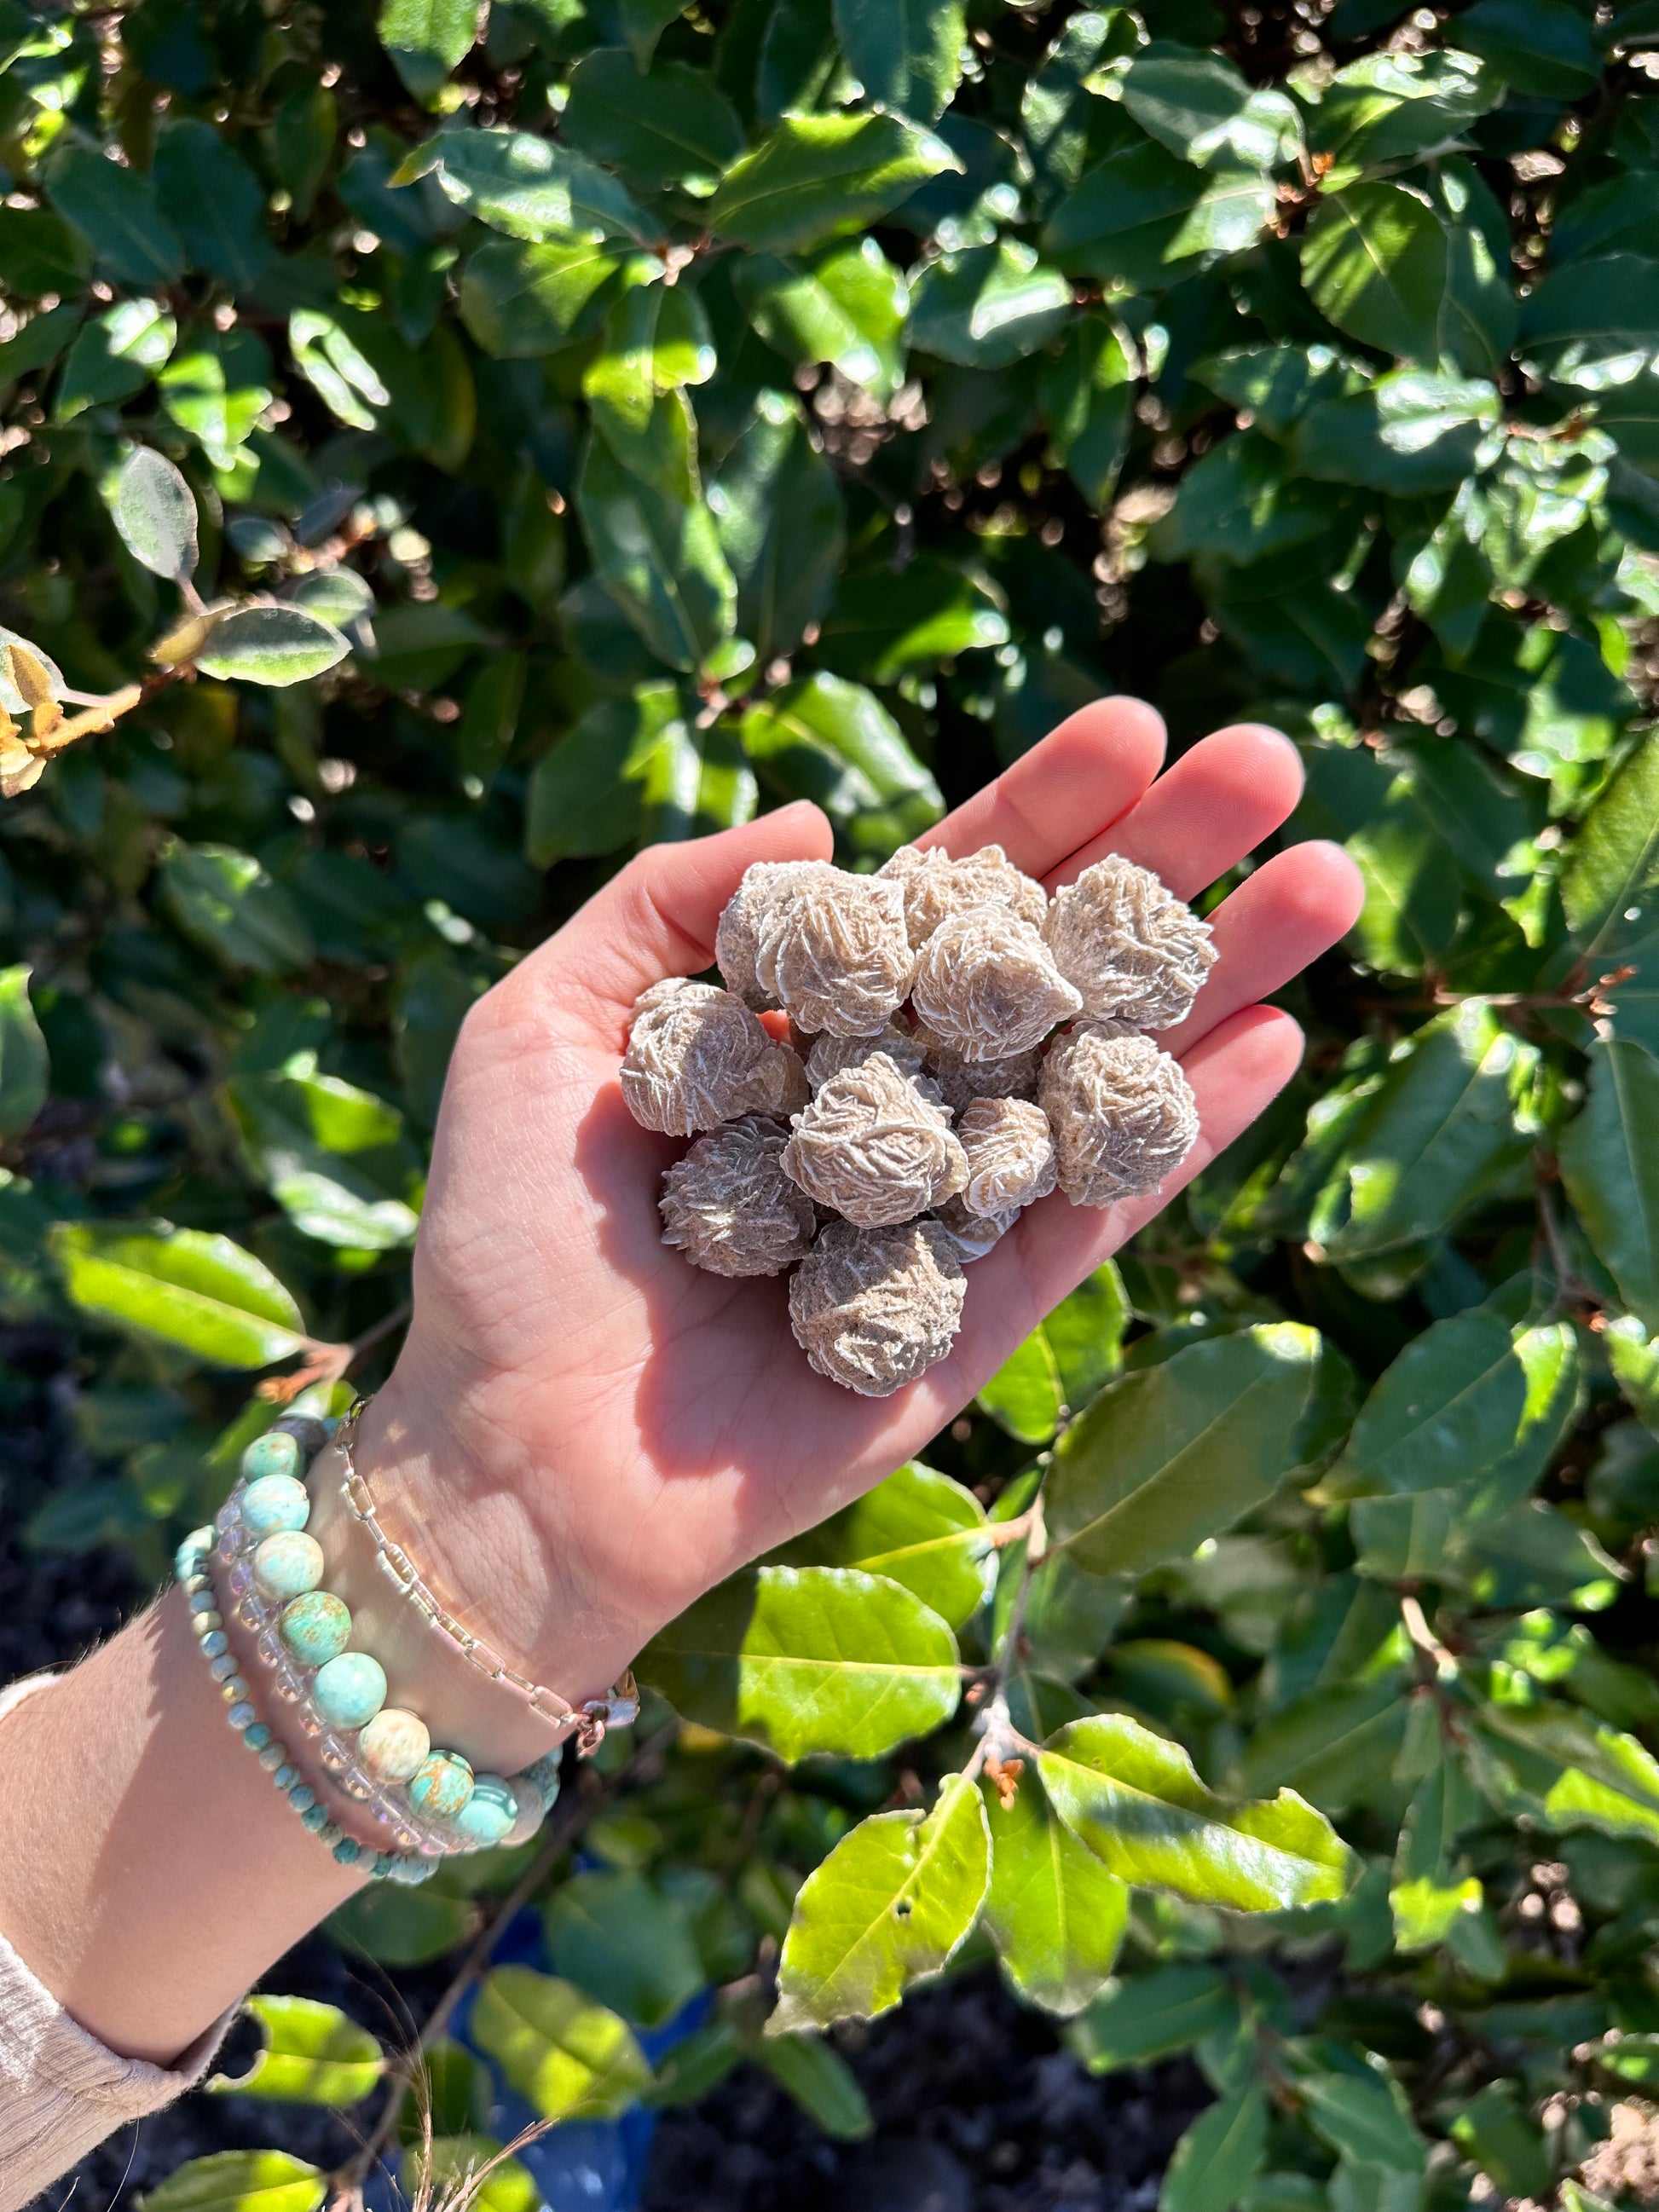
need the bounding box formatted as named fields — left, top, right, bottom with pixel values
left=371, top=1852, right=396, bottom=1880
left=300, top=1804, right=329, bottom=1833
left=242, top=1445, right=304, bottom=1510
left=209, top=1652, right=237, bottom=1682
left=274, top=1764, right=300, bottom=1791
left=191, top=1609, right=223, bottom=1636
left=270, top=1413, right=331, bottom=1459
left=251, top=1531, right=325, bottom=1602
left=453, top=1775, right=517, bottom=1847
left=313, top=1651, right=387, bottom=1731
left=408, top=1751, right=474, bottom=1822
left=388, top=1854, right=429, bottom=1885
left=287, top=1782, right=317, bottom=1814
left=280, top=1591, right=351, bottom=1668
left=244, top=1722, right=271, bottom=1752
left=221, top=1676, right=250, bottom=1705
left=197, top=1625, right=228, bottom=1656
left=332, top=1837, right=362, bottom=1866
left=258, top=1741, right=285, bottom=1772
left=188, top=1590, right=219, bottom=1617
left=357, top=1707, right=430, bottom=1785
left=228, top=1702, right=256, bottom=1732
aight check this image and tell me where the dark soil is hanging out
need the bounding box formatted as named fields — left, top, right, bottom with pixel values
left=7, top=1330, right=1208, bottom=2212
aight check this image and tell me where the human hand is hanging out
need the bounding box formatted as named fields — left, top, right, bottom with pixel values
left=358, top=698, right=1364, bottom=1731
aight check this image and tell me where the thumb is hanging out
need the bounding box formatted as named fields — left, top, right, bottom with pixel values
left=537, top=801, right=835, bottom=1025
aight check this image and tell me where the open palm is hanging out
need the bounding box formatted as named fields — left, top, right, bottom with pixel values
left=368, top=698, right=1364, bottom=1707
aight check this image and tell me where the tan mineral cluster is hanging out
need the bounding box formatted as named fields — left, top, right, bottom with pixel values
left=619, top=844, right=1214, bottom=1396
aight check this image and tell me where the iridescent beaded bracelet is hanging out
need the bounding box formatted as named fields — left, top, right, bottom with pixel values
left=334, top=1397, right=639, bottom=1755
left=177, top=1414, right=568, bottom=1880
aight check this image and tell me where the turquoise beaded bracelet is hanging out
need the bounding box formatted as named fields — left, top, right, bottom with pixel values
left=177, top=1414, right=565, bottom=1880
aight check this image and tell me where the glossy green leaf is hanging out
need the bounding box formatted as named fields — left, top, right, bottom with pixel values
left=1044, top=1324, right=1320, bottom=1576
left=459, top=237, right=627, bottom=358
left=832, top=0, right=965, bottom=124
left=1300, top=2071, right=1428, bottom=2174
left=979, top=1327, right=1063, bottom=1444
left=543, top=1871, right=705, bottom=2028
left=1040, top=312, right=1135, bottom=505
left=196, top=606, right=349, bottom=688
left=620, top=0, right=687, bottom=68
left=1323, top=1305, right=1527, bottom=1498
left=159, top=328, right=275, bottom=471
left=1454, top=0, right=1601, bottom=92
left=1038, top=1712, right=1355, bottom=1910
left=409, top=124, right=652, bottom=245
left=0, top=208, right=91, bottom=299
left=1044, top=140, right=1275, bottom=286
left=1124, top=40, right=1299, bottom=169
left=1235, top=1677, right=1410, bottom=1813
left=910, top=240, right=1073, bottom=370
left=327, top=1882, right=474, bottom=1967
left=1311, top=48, right=1500, bottom=166
left=228, top=1066, right=422, bottom=1250
left=639, top=1563, right=962, bottom=1761
left=153, top=120, right=273, bottom=288
left=55, top=299, right=176, bottom=421
left=754, top=2033, right=874, bottom=2140
left=1291, top=368, right=1500, bottom=495
left=469, top=1967, right=651, bottom=2121
left=1558, top=732, right=1659, bottom=967
left=524, top=682, right=688, bottom=863
left=379, top=0, right=479, bottom=102
left=46, top=141, right=185, bottom=288
left=712, top=398, right=846, bottom=665
left=818, top=556, right=1008, bottom=683
left=1518, top=254, right=1659, bottom=390
left=1160, top=2082, right=1269, bottom=2212
left=1068, top=1965, right=1233, bottom=2073
left=734, top=237, right=910, bottom=400
left=50, top=1222, right=307, bottom=1368
left=576, top=430, right=736, bottom=672
left=563, top=51, right=746, bottom=195
left=737, top=671, right=941, bottom=857
left=212, top=1996, right=383, bottom=2106
left=706, top=111, right=962, bottom=255
left=0, top=966, right=47, bottom=1137
left=1560, top=1038, right=1659, bottom=1331
left=1301, top=182, right=1447, bottom=361
left=159, top=844, right=314, bottom=976
left=772, top=1773, right=991, bottom=2030
left=113, top=448, right=199, bottom=584
left=982, top=1776, right=1129, bottom=2018
left=137, top=2153, right=325, bottom=2212
left=778, top=1461, right=991, bottom=1631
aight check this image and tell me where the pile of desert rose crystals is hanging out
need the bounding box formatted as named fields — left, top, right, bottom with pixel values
left=619, top=846, right=1217, bottom=1396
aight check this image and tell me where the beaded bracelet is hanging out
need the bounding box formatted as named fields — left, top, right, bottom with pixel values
left=176, top=1414, right=574, bottom=1880
left=334, top=1398, right=639, bottom=1754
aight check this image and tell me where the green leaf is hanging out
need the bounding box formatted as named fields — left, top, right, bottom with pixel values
left=1322, top=1304, right=1529, bottom=1499
left=1560, top=1038, right=1659, bottom=1331
left=1153, top=434, right=1355, bottom=563
left=50, top=1222, right=307, bottom=1368
left=1037, top=1712, right=1355, bottom=1910
left=327, top=1881, right=474, bottom=1967
left=46, top=141, right=185, bottom=288
left=737, top=671, right=942, bottom=858
left=1043, top=140, right=1275, bottom=286
left=754, top=2033, right=874, bottom=2140
left=1234, top=1677, right=1410, bottom=1813
left=1606, top=1315, right=1659, bottom=1435
left=772, top=1773, right=991, bottom=2030
left=469, top=1967, right=652, bottom=2121
left=196, top=605, right=349, bottom=687
left=1311, top=48, right=1500, bottom=168
left=734, top=237, right=910, bottom=400
left=459, top=237, right=627, bottom=357
left=1558, top=731, right=1659, bottom=966
left=523, top=682, right=689, bottom=863
left=543, top=1871, right=705, bottom=2028
left=979, top=1327, right=1063, bottom=1445
left=0, top=207, right=91, bottom=298
left=639, top=1563, right=962, bottom=1760
left=1160, top=2082, right=1269, bottom=2212
left=620, top=0, right=687, bottom=68
left=113, top=448, right=199, bottom=584
left=1291, top=368, right=1501, bottom=495
left=1454, top=0, right=1602, bottom=94
left=818, top=555, right=1008, bottom=683
left=982, top=1776, right=1129, bottom=2018
left=712, top=398, right=846, bottom=665
left=412, top=124, right=654, bottom=243
left=379, top=0, right=480, bottom=102
left=1299, top=2071, right=1428, bottom=2175
left=1518, top=253, right=1659, bottom=390
left=159, top=843, right=315, bottom=976
left=706, top=111, right=962, bottom=255
left=1301, top=182, right=1448, bottom=361
left=562, top=51, right=746, bottom=195
left=1124, top=40, right=1299, bottom=170
left=1449, top=2085, right=1552, bottom=2204
left=778, top=1460, right=991, bottom=1631
left=1044, top=1324, right=1320, bottom=1575
left=1040, top=312, right=1136, bottom=505
left=1068, top=1964, right=1233, bottom=2073
left=0, top=967, right=47, bottom=1136
left=832, top=0, right=965, bottom=124
left=153, top=118, right=274, bottom=287
left=910, top=240, right=1073, bottom=370
left=137, top=2152, right=325, bottom=2212
left=159, top=327, right=275, bottom=471
left=55, top=299, right=176, bottom=421
left=229, top=1066, right=422, bottom=1250
left=1317, top=1001, right=1539, bottom=1262
left=213, top=1996, right=384, bottom=2106
left=576, top=430, right=736, bottom=671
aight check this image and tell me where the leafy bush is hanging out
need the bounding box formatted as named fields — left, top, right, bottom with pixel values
left=6, top=0, right=1659, bottom=2204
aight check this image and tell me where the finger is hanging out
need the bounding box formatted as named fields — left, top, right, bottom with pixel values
left=938, top=1006, right=1306, bottom=1400
left=1049, top=725, right=1304, bottom=899
left=1156, top=842, right=1364, bottom=1059
left=538, top=801, right=835, bottom=1019
left=919, top=696, right=1166, bottom=878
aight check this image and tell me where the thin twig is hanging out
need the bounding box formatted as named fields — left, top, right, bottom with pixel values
left=259, top=1298, right=413, bottom=1403
left=963, top=1499, right=1046, bottom=1785
left=329, top=1724, right=673, bottom=2209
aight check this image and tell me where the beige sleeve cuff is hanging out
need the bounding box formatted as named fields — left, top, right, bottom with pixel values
left=0, top=1674, right=240, bottom=2212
